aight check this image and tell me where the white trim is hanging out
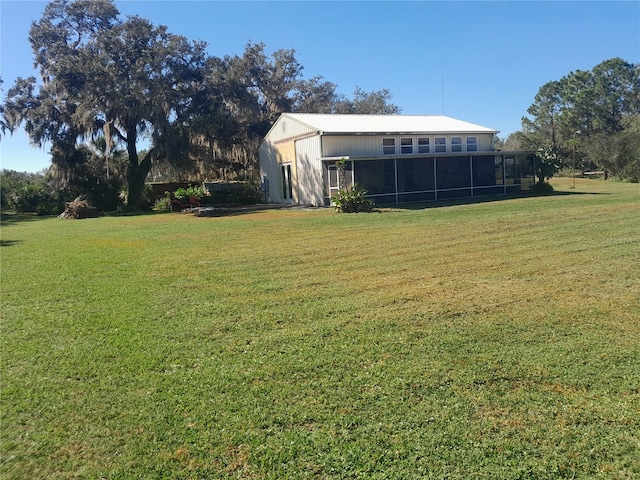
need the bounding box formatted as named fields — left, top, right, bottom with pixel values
left=383, top=138, right=396, bottom=155
left=435, top=137, right=447, bottom=153
left=400, top=137, right=414, bottom=154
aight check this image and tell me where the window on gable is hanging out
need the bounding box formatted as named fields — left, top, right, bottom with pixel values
left=467, top=137, right=477, bottom=152
left=452, top=137, right=462, bottom=152
left=418, top=137, right=430, bottom=153
left=401, top=138, right=413, bottom=154
left=383, top=138, right=396, bottom=154
left=435, top=137, right=446, bottom=153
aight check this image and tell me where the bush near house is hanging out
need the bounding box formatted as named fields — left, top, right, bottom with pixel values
left=203, top=182, right=262, bottom=205
left=173, top=184, right=207, bottom=200
left=153, top=182, right=263, bottom=210
left=333, top=184, right=375, bottom=213
left=529, top=181, right=555, bottom=194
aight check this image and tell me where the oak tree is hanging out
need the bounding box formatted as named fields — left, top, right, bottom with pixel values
left=3, top=0, right=209, bottom=209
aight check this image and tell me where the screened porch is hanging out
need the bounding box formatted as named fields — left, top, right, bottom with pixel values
left=323, top=153, right=535, bottom=205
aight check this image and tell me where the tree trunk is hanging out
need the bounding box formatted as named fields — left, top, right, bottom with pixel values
left=124, top=129, right=152, bottom=210
left=127, top=166, right=148, bottom=210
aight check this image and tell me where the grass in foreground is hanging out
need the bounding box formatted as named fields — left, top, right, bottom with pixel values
left=1, top=178, right=639, bottom=479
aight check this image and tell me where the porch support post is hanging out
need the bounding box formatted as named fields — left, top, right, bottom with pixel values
left=503, top=155, right=507, bottom=194
left=434, top=157, right=438, bottom=200
left=394, top=158, right=399, bottom=204
left=470, top=155, right=474, bottom=197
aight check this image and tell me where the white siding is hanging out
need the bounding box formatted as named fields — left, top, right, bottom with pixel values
left=262, top=115, right=317, bottom=144
left=475, top=134, right=494, bottom=151
left=322, top=133, right=494, bottom=157
left=258, top=141, right=282, bottom=203
left=322, top=136, right=380, bottom=157
left=295, top=135, right=324, bottom=206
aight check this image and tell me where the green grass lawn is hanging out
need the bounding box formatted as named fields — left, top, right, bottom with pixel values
left=1, top=178, right=639, bottom=479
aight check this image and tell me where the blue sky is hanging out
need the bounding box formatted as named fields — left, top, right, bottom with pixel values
left=1, top=0, right=639, bottom=173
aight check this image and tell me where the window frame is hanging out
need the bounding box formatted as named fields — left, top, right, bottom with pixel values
left=418, top=137, right=430, bottom=154
left=451, top=137, right=463, bottom=153
left=400, top=137, right=413, bottom=154
left=435, top=137, right=447, bottom=153
left=466, top=136, right=478, bottom=152
left=383, top=138, right=396, bottom=155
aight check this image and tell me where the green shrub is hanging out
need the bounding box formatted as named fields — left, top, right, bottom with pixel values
left=529, top=181, right=555, bottom=194
left=154, top=194, right=172, bottom=211
left=228, top=183, right=262, bottom=204
left=1, top=170, right=57, bottom=214
left=174, top=184, right=206, bottom=199
left=5, top=178, right=61, bottom=215
left=84, top=176, right=124, bottom=212
left=333, top=184, right=375, bottom=213
left=201, top=183, right=262, bottom=205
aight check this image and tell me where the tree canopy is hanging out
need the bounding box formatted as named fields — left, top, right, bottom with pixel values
left=520, top=57, right=640, bottom=182
left=1, top=0, right=401, bottom=210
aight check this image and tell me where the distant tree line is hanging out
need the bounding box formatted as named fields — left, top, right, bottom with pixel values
left=0, top=0, right=400, bottom=210
left=0, top=169, right=61, bottom=214
left=498, top=58, right=640, bottom=183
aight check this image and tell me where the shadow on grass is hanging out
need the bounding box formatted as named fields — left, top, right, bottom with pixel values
left=0, top=211, right=54, bottom=226
left=182, top=189, right=612, bottom=218
left=103, top=209, right=171, bottom=218
left=4, top=189, right=607, bottom=223
left=194, top=204, right=308, bottom=218
left=1, top=239, right=22, bottom=247
left=376, top=189, right=609, bottom=211
left=1, top=208, right=171, bottom=225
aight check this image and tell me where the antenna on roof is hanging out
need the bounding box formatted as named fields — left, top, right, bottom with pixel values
left=441, top=58, right=445, bottom=115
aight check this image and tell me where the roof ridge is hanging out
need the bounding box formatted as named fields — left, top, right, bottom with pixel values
left=277, top=113, right=499, bottom=134
left=287, top=113, right=447, bottom=117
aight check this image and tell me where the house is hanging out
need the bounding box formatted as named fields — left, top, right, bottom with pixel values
left=258, top=113, right=534, bottom=206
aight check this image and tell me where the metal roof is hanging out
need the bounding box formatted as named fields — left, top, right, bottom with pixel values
left=281, top=113, right=499, bottom=135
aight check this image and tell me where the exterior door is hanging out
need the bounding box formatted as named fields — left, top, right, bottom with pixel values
left=327, top=161, right=354, bottom=204
left=281, top=163, right=293, bottom=203
left=328, top=164, right=340, bottom=201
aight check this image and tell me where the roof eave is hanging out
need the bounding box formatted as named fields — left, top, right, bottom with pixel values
left=321, top=130, right=499, bottom=136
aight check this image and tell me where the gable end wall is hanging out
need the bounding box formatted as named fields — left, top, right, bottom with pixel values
left=265, top=115, right=318, bottom=144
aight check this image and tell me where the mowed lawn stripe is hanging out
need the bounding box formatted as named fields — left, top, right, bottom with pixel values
left=1, top=178, right=639, bottom=479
